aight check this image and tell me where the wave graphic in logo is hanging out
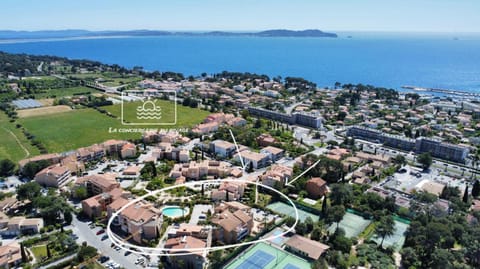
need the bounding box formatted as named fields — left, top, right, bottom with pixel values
left=137, top=100, right=162, bottom=120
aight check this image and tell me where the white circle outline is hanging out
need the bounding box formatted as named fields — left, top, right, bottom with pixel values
left=106, top=178, right=299, bottom=256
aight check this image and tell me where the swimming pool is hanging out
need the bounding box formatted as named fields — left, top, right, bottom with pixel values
left=162, top=206, right=188, bottom=218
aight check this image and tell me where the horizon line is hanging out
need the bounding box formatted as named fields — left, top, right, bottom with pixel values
left=1, top=28, right=480, bottom=34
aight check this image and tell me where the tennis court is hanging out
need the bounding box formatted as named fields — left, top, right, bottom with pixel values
left=266, top=227, right=289, bottom=246
left=371, top=219, right=410, bottom=250
left=267, top=201, right=319, bottom=222
left=225, top=242, right=311, bottom=269
left=328, top=211, right=372, bottom=238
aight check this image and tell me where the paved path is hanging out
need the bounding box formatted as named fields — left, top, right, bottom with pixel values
left=1, top=126, right=30, bottom=158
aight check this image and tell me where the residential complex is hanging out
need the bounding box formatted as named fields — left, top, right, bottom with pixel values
left=347, top=126, right=470, bottom=163
left=248, top=106, right=323, bottom=129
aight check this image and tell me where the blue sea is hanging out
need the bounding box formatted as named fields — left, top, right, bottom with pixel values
left=1, top=32, right=480, bottom=92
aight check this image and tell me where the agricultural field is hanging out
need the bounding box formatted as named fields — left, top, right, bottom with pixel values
left=32, top=86, right=100, bottom=99
left=18, top=101, right=208, bottom=153
left=0, top=112, right=40, bottom=162
left=17, top=105, right=72, bottom=118
left=18, top=108, right=136, bottom=153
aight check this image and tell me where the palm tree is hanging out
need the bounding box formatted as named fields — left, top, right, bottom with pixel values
left=375, top=216, right=396, bottom=248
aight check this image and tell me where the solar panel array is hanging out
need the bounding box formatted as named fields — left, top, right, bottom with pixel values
left=12, top=99, right=43, bottom=109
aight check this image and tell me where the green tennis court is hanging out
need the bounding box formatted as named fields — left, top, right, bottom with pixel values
left=225, top=242, right=311, bottom=269
left=267, top=201, right=319, bottom=222
left=328, top=212, right=372, bottom=238
left=371, top=219, right=410, bottom=250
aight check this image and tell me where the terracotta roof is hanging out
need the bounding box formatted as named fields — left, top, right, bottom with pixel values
left=165, top=236, right=206, bottom=255
left=121, top=202, right=158, bottom=223
left=108, top=197, right=130, bottom=211
left=262, top=146, right=284, bottom=155
left=307, top=177, right=326, bottom=187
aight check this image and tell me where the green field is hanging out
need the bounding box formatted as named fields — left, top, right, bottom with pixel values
left=30, top=245, right=48, bottom=260
left=104, top=100, right=210, bottom=126
left=18, top=101, right=209, bottom=153
left=33, top=86, right=100, bottom=99
left=0, top=112, right=40, bottom=162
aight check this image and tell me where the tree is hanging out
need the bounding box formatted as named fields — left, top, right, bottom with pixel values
left=64, top=210, right=73, bottom=225
left=20, top=243, right=28, bottom=263
left=400, top=247, right=419, bottom=268
left=375, top=215, right=396, bottom=248
left=327, top=205, right=345, bottom=231
left=22, top=160, right=49, bottom=179
left=322, top=198, right=328, bottom=217
left=16, top=181, right=41, bottom=201
left=0, top=159, right=15, bottom=177
left=46, top=243, right=52, bottom=258
left=77, top=244, right=97, bottom=262
left=247, top=162, right=254, bottom=173
left=417, top=152, right=432, bottom=170
left=329, top=184, right=353, bottom=206
left=392, top=154, right=406, bottom=166
left=74, top=186, right=88, bottom=199
left=463, top=185, right=469, bottom=203
left=472, top=180, right=480, bottom=198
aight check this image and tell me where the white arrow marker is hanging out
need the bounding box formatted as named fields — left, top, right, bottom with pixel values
left=229, top=129, right=246, bottom=171
left=286, top=159, right=321, bottom=187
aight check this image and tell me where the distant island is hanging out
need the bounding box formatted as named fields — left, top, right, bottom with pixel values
left=0, top=29, right=337, bottom=40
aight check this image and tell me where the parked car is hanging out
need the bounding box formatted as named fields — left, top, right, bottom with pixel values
left=96, top=229, right=105, bottom=235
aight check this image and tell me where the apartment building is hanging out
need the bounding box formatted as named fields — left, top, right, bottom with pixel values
left=347, top=126, right=470, bottom=163
left=0, top=213, right=44, bottom=236
left=260, top=146, right=285, bottom=162
left=234, top=150, right=270, bottom=169
left=153, top=143, right=190, bottom=163
left=248, top=106, right=323, bottom=129
left=210, top=140, right=236, bottom=158
left=212, top=207, right=253, bottom=244
left=169, top=160, right=232, bottom=180
left=82, top=188, right=130, bottom=219
left=211, top=181, right=246, bottom=201
left=34, top=164, right=71, bottom=188
left=415, top=137, right=470, bottom=163
left=75, top=174, right=119, bottom=196
left=260, top=164, right=293, bottom=188
left=164, top=236, right=207, bottom=269
left=108, top=200, right=161, bottom=244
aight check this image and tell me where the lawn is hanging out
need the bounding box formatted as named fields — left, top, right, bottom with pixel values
left=0, top=112, right=40, bottom=163
left=30, top=245, right=48, bottom=260
left=18, top=101, right=209, bottom=153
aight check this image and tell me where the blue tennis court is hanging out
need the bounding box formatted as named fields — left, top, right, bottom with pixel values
left=236, top=250, right=275, bottom=269
left=284, top=264, right=300, bottom=269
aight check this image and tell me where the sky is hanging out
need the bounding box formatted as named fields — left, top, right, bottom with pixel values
left=2, top=0, right=480, bottom=32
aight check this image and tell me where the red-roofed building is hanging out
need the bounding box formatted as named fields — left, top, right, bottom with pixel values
left=305, top=177, right=328, bottom=199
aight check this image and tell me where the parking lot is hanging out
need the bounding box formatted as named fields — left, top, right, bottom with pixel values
left=71, top=216, right=157, bottom=269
